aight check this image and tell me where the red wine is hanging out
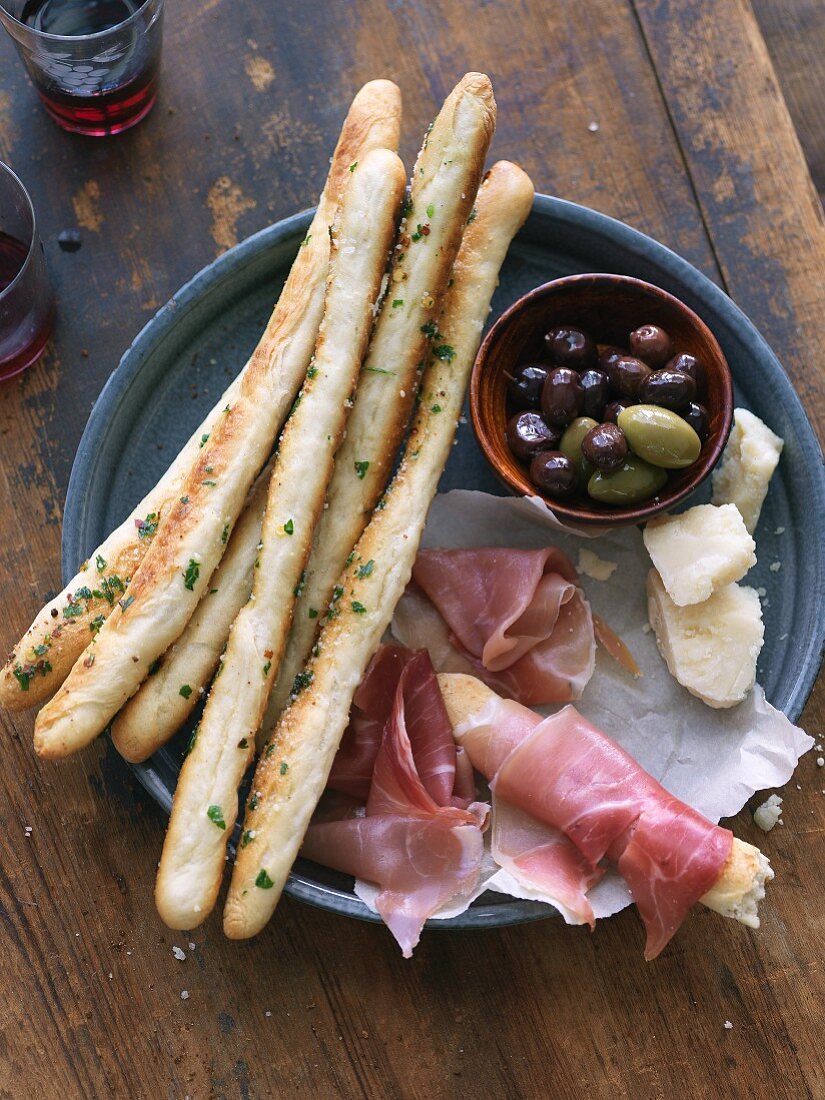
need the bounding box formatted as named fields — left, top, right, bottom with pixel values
left=0, top=232, right=54, bottom=380
left=20, top=0, right=142, bottom=34
left=18, top=0, right=162, bottom=136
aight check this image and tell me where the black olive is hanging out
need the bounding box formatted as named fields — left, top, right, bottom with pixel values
left=506, top=411, right=560, bottom=463
left=682, top=401, right=710, bottom=442
left=579, top=368, right=609, bottom=421
left=628, top=324, right=674, bottom=368
left=604, top=354, right=652, bottom=399
left=529, top=451, right=578, bottom=497
left=540, top=366, right=584, bottom=428
left=581, top=422, right=628, bottom=471
left=507, top=363, right=548, bottom=409
left=639, top=368, right=696, bottom=411
left=545, top=327, right=597, bottom=371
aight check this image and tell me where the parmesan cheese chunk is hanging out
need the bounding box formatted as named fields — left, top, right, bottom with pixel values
left=711, top=408, right=783, bottom=534
left=643, top=503, right=756, bottom=606
left=646, top=569, right=764, bottom=708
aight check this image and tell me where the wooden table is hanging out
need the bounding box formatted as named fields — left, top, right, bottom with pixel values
left=1, top=2, right=823, bottom=1096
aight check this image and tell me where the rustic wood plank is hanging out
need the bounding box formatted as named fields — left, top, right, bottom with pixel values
left=0, top=0, right=822, bottom=1097
left=753, top=0, right=825, bottom=201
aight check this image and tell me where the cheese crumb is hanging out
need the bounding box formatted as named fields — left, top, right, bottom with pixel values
left=724, top=1020, right=733, bottom=1030
left=769, top=561, right=781, bottom=573
left=180, top=990, right=190, bottom=1000
left=576, top=548, right=618, bottom=582
left=753, top=794, right=783, bottom=831
left=172, top=946, right=186, bottom=961
left=817, top=757, right=824, bottom=768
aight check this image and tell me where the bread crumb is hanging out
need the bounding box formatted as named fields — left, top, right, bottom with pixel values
left=753, top=794, right=783, bottom=831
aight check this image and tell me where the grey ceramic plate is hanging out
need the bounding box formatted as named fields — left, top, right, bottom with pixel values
left=63, top=196, right=825, bottom=930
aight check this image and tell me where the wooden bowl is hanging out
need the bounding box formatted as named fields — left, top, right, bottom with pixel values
left=470, top=274, right=734, bottom=526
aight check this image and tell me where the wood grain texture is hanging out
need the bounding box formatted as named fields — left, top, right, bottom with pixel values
left=0, top=0, right=823, bottom=1097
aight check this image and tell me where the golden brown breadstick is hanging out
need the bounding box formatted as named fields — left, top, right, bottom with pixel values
left=436, top=672, right=773, bottom=928
left=110, top=461, right=273, bottom=763
left=223, top=158, right=534, bottom=939
left=33, top=83, right=402, bottom=761
left=155, top=147, right=406, bottom=930
left=265, top=71, right=498, bottom=735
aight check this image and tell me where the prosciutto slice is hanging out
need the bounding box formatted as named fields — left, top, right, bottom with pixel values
left=396, top=547, right=595, bottom=705
left=455, top=691, right=733, bottom=959
left=303, top=648, right=488, bottom=957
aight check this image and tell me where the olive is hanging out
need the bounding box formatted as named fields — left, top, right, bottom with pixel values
left=506, top=411, right=560, bottom=463
left=579, top=368, right=609, bottom=420
left=559, top=416, right=598, bottom=489
left=665, top=352, right=704, bottom=392
left=604, top=354, right=652, bottom=399
left=587, top=456, right=668, bottom=505
left=628, top=324, right=674, bottom=368
left=683, top=401, right=710, bottom=443
left=508, top=362, right=548, bottom=409
left=530, top=451, right=578, bottom=498
left=618, top=404, right=702, bottom=468
left=581, top=422, right=628, bottom=472
left=598, top=346, right=625, bottom=375
left=541, top=366, right=584, bottom=428
left=603, top=399, right=634, bottom=424
left=639, top=368, right=696, bottom=411
left=545, top=327, right=597, bottom=371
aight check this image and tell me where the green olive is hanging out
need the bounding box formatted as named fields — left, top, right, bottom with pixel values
left=587, top=456, right=668, bottom=505
left=559, top=416, right=598, bottom=490
left=617, top=404, right=702, bottom=469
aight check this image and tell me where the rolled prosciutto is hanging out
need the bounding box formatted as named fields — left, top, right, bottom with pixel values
left=302, top=648, right=488, bottom=957
left=441, top=674, right=737, bottom=959
left=393, top=547, right=595, bottom=705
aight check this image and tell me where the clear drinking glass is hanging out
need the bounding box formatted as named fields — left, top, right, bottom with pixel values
left=0, top=162, right=54, bottom=380
left=0, top=0, right=164, bottom=136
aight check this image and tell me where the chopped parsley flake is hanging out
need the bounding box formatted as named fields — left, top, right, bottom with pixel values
left=467, top=207, right=478, bottom=224
left=255, top=869, right=274, bottom=889
left=136, top=513, right=158, bottom=539
left=293, top=571, right=306, bottom=598
left=63, top=601, right=85, bottom=620
left=349, top=161, right=358, bottom=172
left=265, top=743, right=275, bottom=759
left=354, top=460, right=369, bottom=480
left=283, top=519, right=294, bottom=536
left=119, top=595, right=135, bottom=612
left=301, top=233, right=311, bottom=247
left=95, top=554, right=107, bottom=572
left=179, top=684, right=192, bottom=699
left=180, top=496, right=189, bottom=505
left=307, top=365, right=318, bottom=379
left=148, top=656, right=162, bottom=675
left=33, top=643, right=48, bottom=657
left=202, top=480, right=217, bottom=487
left=248, top=793, right=259, bottom=811
left=183, top=560, right=200, bottom=591
left=263, top=660, right=271, bottom=677
left=221, top=524, right=230, bottom=544
left=426, top=203, right=435, bottom=219
left=279, top=761, right=289, bottom=776
left=241, top=830, right=255, bottom=847
left=431, top=404, right=442, bottom=413
left=199, top=433, right=209, bottom=447
left=433, top=344, right=456, bottom=362
left=207, top=804, right=226, bottom=830
left=186, top=724, right=199, bottom=756
left=420, top=320, right=439, bottom=339
left=351, top=601, right=367, bottom=615
left=238, top=737, right=249, bottom=749
left=12, top=666, right=30, bottom=691
left=392, top=299, right=404, bottom=308
left=365, top=366, right=394, bottom=375
left=90, top=614, right=105, bottom=635
left=291, top=670, right=314, bottom=696
left=308, top=608, right=318, bottom=619
left=356, top=559, right=374, bottom=579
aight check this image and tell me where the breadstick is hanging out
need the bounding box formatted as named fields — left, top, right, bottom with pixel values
left=264, top=71, right=497, bottom=733
left=155, top=148, right=407, bottom=930
left=224, top=159, right=534, bottom=939
left=435, top=672, right=773, bottom=929
left=33, top=84, right=402, bottom=761
left=2, top=79, right=401, bottom=716
left=110, top=460, right=273, bottom=764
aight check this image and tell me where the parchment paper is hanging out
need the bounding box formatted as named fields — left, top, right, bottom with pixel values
left=386, top=489, right=813, bottom=921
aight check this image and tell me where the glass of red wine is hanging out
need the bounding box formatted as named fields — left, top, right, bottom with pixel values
left=0, top=162, right=54, bottom=380
left=0, top=0, right=164, bottom=136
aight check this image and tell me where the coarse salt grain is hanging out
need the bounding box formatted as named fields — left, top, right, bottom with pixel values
left=724, top=1020, right=733, bottom=1030
left=817, top=757, right=824, bottom=768
left=588, top=121, right=600, bottom=132
left=181, top=990, right=189, bottom=1000
left=189, top=942, right=196, bottom=951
